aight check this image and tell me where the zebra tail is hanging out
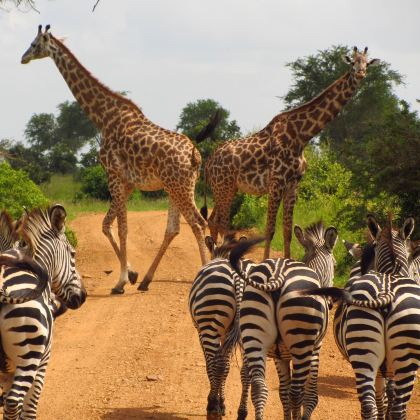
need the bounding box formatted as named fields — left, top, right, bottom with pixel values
left=229, top=237, right=265, bottom=276
left=0, top=254, right=49, bottom=304
left=302, top=287, right=395, bottom=309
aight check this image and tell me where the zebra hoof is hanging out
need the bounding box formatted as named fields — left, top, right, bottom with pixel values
left=237, top=410, right=248, bottom=420
left=110, top=287, right=125, bottom=295
left=128, top=270, right=138, bottom=285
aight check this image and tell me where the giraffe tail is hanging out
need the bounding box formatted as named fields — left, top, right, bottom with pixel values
left=194, top=108, right=222, bottom=143
left=200, top=169, right=208, bottom=220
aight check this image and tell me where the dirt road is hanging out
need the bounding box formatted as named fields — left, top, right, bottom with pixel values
left=33, top=211, right=420, bottom=419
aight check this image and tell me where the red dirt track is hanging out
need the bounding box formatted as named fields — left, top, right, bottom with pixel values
left=31, top=211, right=420, bottom=419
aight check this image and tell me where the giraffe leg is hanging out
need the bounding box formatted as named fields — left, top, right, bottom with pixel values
left=264, top=183, right=285, bottom=259
left=282, top=181, right=298, bottom=259
left=102, top=183, right=133, bottom=294
left=208, top=188, right=237, bottom=242
left=138, top=200, right=181, bottom=291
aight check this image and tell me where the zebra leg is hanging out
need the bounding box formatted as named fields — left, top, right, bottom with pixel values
left=274, top=357, right=291, bottom=420
left=237, top=362, right=250, bottom=420
left=353, top=371, right=379, bottom=419
left=21, top=353, right=50, bottom=420
left=302, top=344, right=322, bottom=419
left=388, top=371, right=417, bottom=420
left=218, top=354, right=231, bottom=416
left=374, top=374, right=387, bottom=420
left=248, top=358, right=269, bottom=420
left=3, top=367, right=37, bottom=420
left=385, top=378, right=395, bottom=418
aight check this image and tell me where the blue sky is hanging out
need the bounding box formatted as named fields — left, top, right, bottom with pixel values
left=1, top=0, right=419, bottom=142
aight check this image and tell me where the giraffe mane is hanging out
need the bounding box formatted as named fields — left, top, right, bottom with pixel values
left=52, top=36, right=144, bottom=117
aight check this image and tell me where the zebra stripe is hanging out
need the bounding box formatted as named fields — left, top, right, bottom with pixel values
left=409, top=240, right=420, bottom=285
left=229, top=222, right=337, bottom=420
left=189, top=235, right=253, bottom=419
left=310, top=215, right=420, bottom=420
left=0, top=205, right=86, bottom=420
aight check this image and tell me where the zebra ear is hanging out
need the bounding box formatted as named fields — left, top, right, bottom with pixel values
left=367, top=214, right=381, bottom=240
left=204, top=236, right=215, bottom=254
left=239, top=236, right=248, bottom=242
left=324, top=227, right=338, bottom=251
left=294, top=225, right=307, bottom=248
left=401, top=217, right=415, bottom=240
left=343, top=239, right=362, bottom=260
left=50, top=204, right=67, bottom=234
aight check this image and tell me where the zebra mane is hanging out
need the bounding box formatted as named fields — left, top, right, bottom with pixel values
left=0, top=210, right=17, bottom=249
left=380, top=213, right=397, bottom=267
left=20, top=207, right=58, bottom=254
left=411, top=240, right=420, bottom=260
left=303, top=221, right=325, bottom=245
left=211, top=234, right=240, bottom=259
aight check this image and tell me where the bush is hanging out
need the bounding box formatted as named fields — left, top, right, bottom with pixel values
left=79, top=165, right=110, bottom=200
left=0, top=162, right=49, bottom=219
left=232, top=195, right=267, bottom=229
left=65, top=227, right=78, bottom=248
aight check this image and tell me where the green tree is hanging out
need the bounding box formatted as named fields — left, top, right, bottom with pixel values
left=24, top=113, right=57, bottom=152
left=55, top=101, right=98, bottom=153
left=176, top=99, right=242, bottom=179
left=48, top=143, right=78, bottom=174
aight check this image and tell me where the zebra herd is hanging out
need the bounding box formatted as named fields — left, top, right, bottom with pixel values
left=0, top=205, right=86, bottom=419
left=189, top=216, right=420, bottom=420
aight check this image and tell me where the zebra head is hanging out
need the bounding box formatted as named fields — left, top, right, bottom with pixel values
left=367, top=214, right=415, bottom=277
left=205, top=234, right=247, bottom=260
left=0, top=210, right=19, bottom=252
left=294, top=222, right=338, bottom=287
left=408, top=240, right=420, bottom=285
left=21, top=204, right=87, bottom=310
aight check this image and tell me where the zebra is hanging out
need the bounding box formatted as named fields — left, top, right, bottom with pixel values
left=0, top=210, right=68, bottom=320
left=305, top=215, right=420, bottom=420
left=229, top=222, right=337, bottom=420
left=189, top=234, right=254, bottom=420
left=0, top=204, right=87, bottom=420
left=408, top=239, right=420, bottom=284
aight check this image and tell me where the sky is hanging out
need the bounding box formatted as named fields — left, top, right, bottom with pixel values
left=1, top=0, right=420, bottom=142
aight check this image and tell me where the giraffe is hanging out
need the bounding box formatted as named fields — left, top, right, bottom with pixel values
left=204, top=46, right=379, bottom=260
left=21, top=25, right=215, bottom=294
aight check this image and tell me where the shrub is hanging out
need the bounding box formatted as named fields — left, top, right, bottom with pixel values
left=65, top=227, right=78, bottom=248
left=232, top=195, right=267, bottom=229
left=0, top=162, right=49, bottom=219
left=79, top=165, right=110, bottom=200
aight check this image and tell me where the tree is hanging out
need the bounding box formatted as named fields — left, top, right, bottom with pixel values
left=24, top=113, right=57, bottom=152
left=55, top=101, right=98, bottom=153
left=176, top=99, right=241, bottom=167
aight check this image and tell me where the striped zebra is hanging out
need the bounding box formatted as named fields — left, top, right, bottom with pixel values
left=0, top=210, right=68, bottom=320
left=305, top=215, right=420, bottom=420
left=0, top=204, right=87, bottom=420
left=189, top=235, right=253, bottom=420
left=408, top=239, right=420, bottom=284
left=229, top=222, right=337, bottom=420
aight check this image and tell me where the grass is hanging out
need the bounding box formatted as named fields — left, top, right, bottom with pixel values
left=40, top=174, right=210, bottom=221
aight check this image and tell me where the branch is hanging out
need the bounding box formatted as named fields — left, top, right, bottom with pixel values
left=92, top=0, right=101, bottom=12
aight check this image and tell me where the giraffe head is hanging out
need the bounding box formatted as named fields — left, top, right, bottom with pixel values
left=21, top=24, right=54, bottom=64
left=343, top=46, right=379, bottom=80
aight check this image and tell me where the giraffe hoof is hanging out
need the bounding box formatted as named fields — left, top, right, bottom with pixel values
left=110, top=287, right=125, bottom=295
left=207, top=413, right=222, bottom=420
left=137, top=281, right=149, bottom=292
left=128, top=270, right=138, bottom=285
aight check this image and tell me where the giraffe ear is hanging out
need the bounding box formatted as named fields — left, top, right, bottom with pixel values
left=342, top=55, right=353, bottom=65
left=367, top=58, right=380, bottom=67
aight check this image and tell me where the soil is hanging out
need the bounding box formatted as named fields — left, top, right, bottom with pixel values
left=27, top=211, right=420, bottom=419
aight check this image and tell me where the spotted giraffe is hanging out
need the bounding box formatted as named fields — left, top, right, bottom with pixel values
left=204, top=46, right=379, bottom=259
left=21, top=25, right=216, bottom=293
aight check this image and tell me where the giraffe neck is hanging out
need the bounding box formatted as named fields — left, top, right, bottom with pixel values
left=272, top=71, right=361, bottom=147
left=49, top=37, right=144, bottom=130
